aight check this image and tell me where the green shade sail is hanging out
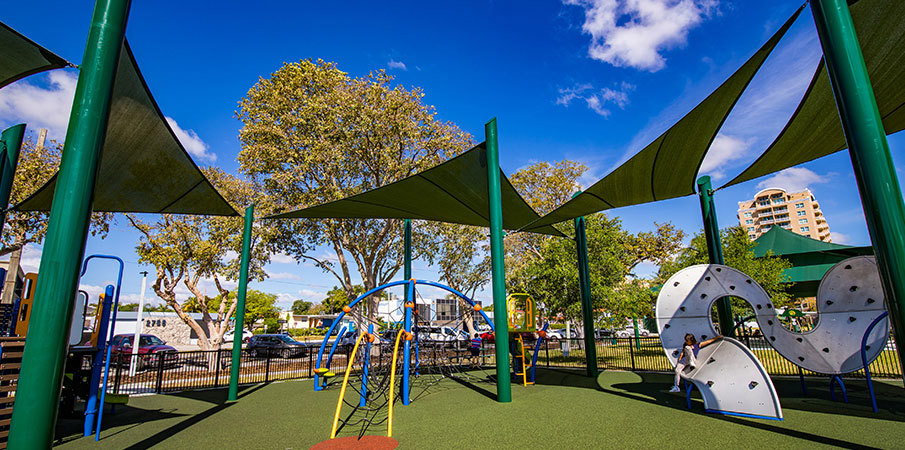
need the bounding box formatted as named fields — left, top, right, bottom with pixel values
left=722, top=0, right=905, bottom=189
left=15, top=41, right=239, bottom=216
left=521, top=5, right=803, bottom=232
left=753, top=226, right=872, bottom=296
left=266, top=143, right=564, bottom=237
left=0, top=21, right=70, bottom=89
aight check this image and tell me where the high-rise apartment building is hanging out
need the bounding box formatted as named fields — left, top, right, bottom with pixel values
left=737, top=188, right=831, bottom=242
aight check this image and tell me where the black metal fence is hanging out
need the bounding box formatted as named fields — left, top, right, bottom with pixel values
left=537, top=335, right=901, bottom=380
left=108, top=347, right=352, bottom=395
left=106, top=335, right=902, bottom=395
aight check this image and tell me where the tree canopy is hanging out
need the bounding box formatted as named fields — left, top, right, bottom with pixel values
left=317, top=285, right=364, bottom=314
left=291, top=300, right=314, bottom=315
left=236, top=59, right=472, bottom=319
left=656, top=225, right=793, bottom=314
left=510, top=214, right=684, bottom=328
left=127, top=169, right=279, bottom=349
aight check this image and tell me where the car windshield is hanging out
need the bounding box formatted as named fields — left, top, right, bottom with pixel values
left=276, top=335, right=299, bottom=343
left=139, top=336, right=164, bottom=346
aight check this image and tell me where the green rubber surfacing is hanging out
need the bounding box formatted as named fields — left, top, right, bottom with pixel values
left=53, top=370, right=905, bottom=449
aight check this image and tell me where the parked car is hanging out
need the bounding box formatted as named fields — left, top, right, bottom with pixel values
left=223, top=328, right=253, bottom=343
left=615, top=327, right=650, bottom=338
left=246, top=334, right=308, bottom=358
left=418, top=326, right=467, bottom=342
left=109, top=334, right=177, bottom=370
left=595, top=329, right=615, bottom=338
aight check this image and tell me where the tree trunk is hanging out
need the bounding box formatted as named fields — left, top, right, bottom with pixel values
left=1, top=245, right=23, bottom=304
left=458, top=298, right=477, bottom=338
left=183, top=277, right=215, bottom=350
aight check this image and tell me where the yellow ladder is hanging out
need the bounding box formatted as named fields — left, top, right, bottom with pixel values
left=513, top=334, right=533, bottom=386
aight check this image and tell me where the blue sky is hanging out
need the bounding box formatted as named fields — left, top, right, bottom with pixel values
left=2, top=0, right=903, bottom=310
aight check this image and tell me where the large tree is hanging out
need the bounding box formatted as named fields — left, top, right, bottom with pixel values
left=291, top=299, right=314, bottom=315
left=317, top=285, right=365, bottom=314
left=1, top=131, right=113, bottom=302
left=656, top=225, right=793, bottom=313
left=127, top=169, right=279, bottom=349
left=510, top=214, right=684, bottom=329
left=236, top=59, right=472, bottom=320
left=506, top=160, right=587, bottom=279
left=207, top=290, right=279, bottom=332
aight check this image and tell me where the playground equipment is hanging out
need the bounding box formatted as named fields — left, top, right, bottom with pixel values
left=657, top=256, right=888, bottom=419
left=484, top=292, right=547, bottom=384
left=316, top=279, right=494, bottom=439
left=74, top=255, right=124, bottom=441
left=15, top=255, right=125, bottom=438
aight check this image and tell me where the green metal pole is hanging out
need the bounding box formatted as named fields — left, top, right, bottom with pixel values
left=696, top=176, right=733, bottom=337
left=404, top=219, right=411, bottom=288
left=632, top=317, right=641, bottom=350
left=811, top=0, right=905, bottom=384
left=0, top=124, right=25, bottom=236
left=484, top=118, right=511, bottom=403
left=8, top=0, right=130, bottom=446
left=228, top=204, right=254, bottom=401
left=573, top=194, right=598, bottom=378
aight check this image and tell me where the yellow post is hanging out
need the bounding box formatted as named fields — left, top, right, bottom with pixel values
left=387, top=330, right=406, bottom=437
left=330, top=332, right=367, bottom=439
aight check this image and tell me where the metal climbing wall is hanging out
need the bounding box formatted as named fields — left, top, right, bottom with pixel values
left=656, top=257, right=890, bottom=419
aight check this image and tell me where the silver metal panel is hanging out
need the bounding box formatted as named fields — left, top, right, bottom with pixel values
left=656, top=264, right=769, bottom=367
left=687, top=337, right=782, bottom=420
left=656, top=257, right=888, bottom=375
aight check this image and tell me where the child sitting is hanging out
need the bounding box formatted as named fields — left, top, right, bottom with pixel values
left=669, top=333, right=722, bottom=392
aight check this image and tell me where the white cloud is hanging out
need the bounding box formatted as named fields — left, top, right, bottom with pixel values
left=830, top=232, right=851, bottom=245
left=269, top=271, right=301, bottom=281
left=165, top=117, right=216, bottom=162
left=565, top=0, right=719, bottom=71
left=585, top=95, right=610, bottom=117
left=275, top=292, right=296, bottom=308
left=699, top=133, right=754, bottom=180
left=17, top=245, right=43, bottom=273
left=298, top=288, right=325, bottom=301
left=556, top=81, right=635, bottom=118
left=556, top=83, right=593, bottom=106
left=755, top=167, right=828, bottom=193
left=0, top=70, right=77, bottom=140
left=387, top=59, right=408, bottom=71
left=270, top=252, right=297, bottom=264
left=600, top=84, right=632, bottom=109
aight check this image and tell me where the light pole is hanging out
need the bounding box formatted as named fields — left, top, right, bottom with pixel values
left=129, top=271, right=148, bottom=377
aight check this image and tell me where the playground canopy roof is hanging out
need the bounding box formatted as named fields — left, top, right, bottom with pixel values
left=753, top=226, right=872, bottom=297
left=723, top=0, right=905, bottom=188
left=14, top=41, right=239, bottom=217
left=0, top=21, right=70, bottom=89
left=519, top=5, right=803, bottom=232
left=266, top=143, right=565, bottom=237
